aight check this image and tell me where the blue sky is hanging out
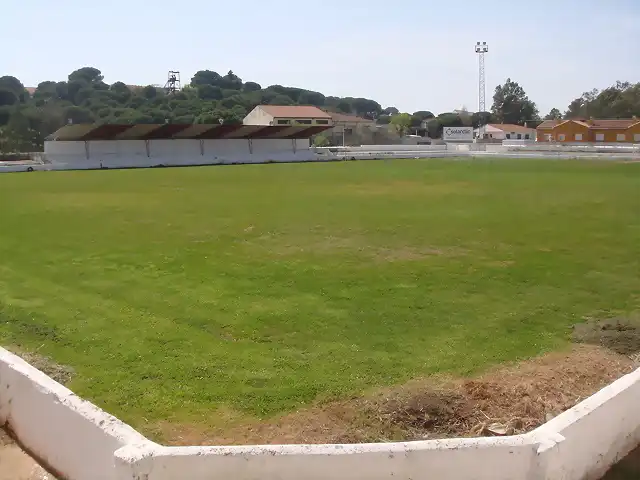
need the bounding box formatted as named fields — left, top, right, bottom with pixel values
left=4, top=0, right=640, bottom=116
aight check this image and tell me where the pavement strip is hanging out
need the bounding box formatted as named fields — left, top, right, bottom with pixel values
left=0, top=430, right=54, bottom=480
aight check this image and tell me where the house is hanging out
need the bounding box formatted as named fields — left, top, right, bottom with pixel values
left=537, top=118, right=640, bottom=143
left=475, top=124, right=536, bottom=141
left=328, top=112, right=375, bottom=137
left=243, top=105, right=333, bottom=127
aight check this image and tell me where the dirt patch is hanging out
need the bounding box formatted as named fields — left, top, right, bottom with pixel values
left=367, top=344, right=635, bottom=440
left=154, top=344, right=635, bottom=446
left=8, top=348, right=74, bottom=386
left=573, top=317, right=640, bottom=356
left=0, top=430, right=55, bottom=480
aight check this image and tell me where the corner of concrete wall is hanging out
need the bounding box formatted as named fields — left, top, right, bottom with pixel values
left=0, top=347, right=155, bottom=480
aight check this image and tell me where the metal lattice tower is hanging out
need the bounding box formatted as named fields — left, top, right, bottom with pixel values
left=475, top=42, right=488, bottom=113
left=475, top=42, right=489, bottom=139
left=164, top=71, right=181, bottom=95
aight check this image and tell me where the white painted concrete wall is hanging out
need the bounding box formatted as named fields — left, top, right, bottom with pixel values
left=2, top=341, right=640, bottom=480
left=533, top=367, right=640, bottom=480
left=43, top=138, right=318, bottom=170
left=114, top=438, right=537, bottom=480
left=26, top=141, right=640, bottom=174
left=0, top=348, right=154, bottom=480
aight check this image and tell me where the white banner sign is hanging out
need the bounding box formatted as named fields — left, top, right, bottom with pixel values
left=443, top=127, right=473, bottom=142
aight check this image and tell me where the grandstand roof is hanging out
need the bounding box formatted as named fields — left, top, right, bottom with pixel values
left=47, top=124, right=331, bottom=141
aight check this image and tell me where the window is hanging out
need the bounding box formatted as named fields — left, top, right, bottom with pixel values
left=617, top=133, right=626, bottom=141
left=525, top=134, right=530, bottom=140
left=595, top=133, right=605, bottom=142
left=344, top=128, right=353, bottom=135
left=316, top=120, right=329, bottom=125
left=277, top=119, right=291, bottom=125
left=296, top=119, right=312, bottom=125
left=517, top=133, right=522, bottom=139
left=635, top=134, right=640, bottom=142
left=558, top=134, right=566, bottom=141
left=506, top=133, right=511, bottom=139
left=575, top=133, right=583, bottom=141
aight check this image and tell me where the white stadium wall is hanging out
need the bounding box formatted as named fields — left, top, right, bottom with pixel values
left=1, top=344, right=640, bottom=480
left=43, top=138, right=317, bottom=169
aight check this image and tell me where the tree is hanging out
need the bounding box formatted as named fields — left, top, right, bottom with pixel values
left=0, top=108, right=41, bottom=152
left=410, top=110, right=435, bottom=128
left=191, top=70, right=223, bottom=87
left=336, top=101, right=351, bottom=113
left=491, top=78, right=539, bottom=125
left=68, top=67, right=104, bottom=85
left=0, top=76, right=26, bottom=102
left=243, top=81, right=261, bottom=92
left=197, top=85, right=223, bottom=100
left=298, top=91, right=325, bottom=106
left=313, top=134, right=330, bottom=147
left=0, top=89, right=18, bottom=107
left=544, top=108, right=563, bottom=120
left=268, top=94, right=294, bottom=105
left=142, top=86, right=158, bottom=100
left=564, top=82, right=640, bottom=119
left=220, top=70, right=243, bottom=90
left=63, top=106, right=94, bottom=124
left=390, top=113, right=412, bottom=137
left=351, top=98, right=381, bottom=117
left=471, top=111, right=493, bottom=128
left=383, top=107, right=399, bottom=115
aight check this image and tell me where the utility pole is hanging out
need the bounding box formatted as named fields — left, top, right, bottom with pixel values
left=475, top=42, right=489, bottom=139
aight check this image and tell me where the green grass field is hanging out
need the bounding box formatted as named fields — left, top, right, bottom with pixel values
left=0, top=158, right=638, bottom=438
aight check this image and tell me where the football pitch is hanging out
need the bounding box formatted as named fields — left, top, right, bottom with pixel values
left=0, top=158, right=638, bottom=440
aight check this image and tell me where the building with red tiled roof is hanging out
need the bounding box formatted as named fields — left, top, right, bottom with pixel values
left=537, top=118, right=640, bottom=143
left=243, top=105, right=333, bottom=127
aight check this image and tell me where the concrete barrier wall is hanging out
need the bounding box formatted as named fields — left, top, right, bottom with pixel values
left=1, top=339, right=640, bottom=480
left=347, top=144, right=445, bottom=152
left=533, top=367, right=640, bottom=480
left=114, top=438, right=537, bottom=480
left=0, top=348, right=154, bottom=480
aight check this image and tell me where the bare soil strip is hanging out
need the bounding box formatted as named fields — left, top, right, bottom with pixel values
left=0, top=430, right=54, bottom=480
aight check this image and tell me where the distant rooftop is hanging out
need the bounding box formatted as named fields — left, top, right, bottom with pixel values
left=257, top=105, right=332, bottom=119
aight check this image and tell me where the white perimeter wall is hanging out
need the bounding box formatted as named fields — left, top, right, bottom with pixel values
left=39, top=140, right=640, bottom=172
left=0, top=348, right=154, bottom=480
left=114, top=439, right=536, bottom=480
left=44, top=138, right=315, bottom=169
left=1, top=345, right=640, bottom=480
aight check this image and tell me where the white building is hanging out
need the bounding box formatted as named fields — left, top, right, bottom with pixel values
left=475, top=124, right=536, bottom=141
left=243, top=105, right=333, bottom=127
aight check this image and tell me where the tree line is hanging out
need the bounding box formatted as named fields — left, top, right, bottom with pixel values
left=0, top=66, right=639, bottom=152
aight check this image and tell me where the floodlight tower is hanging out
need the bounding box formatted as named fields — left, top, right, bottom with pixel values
left=475, top=42, right=489, bottom=138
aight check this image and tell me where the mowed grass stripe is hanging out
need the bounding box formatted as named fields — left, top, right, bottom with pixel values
left=0, top=159, right=638, bottom=434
